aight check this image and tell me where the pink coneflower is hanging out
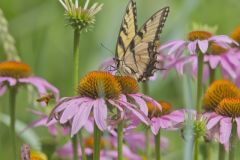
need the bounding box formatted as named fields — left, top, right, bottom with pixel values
left=160, top=31, right=237, bottom=56
left=48, top=71, right=149, bottom=137
left=57, top=135, right=141, bottom=160
left=165, top=43, right=240, bottom=80
left=147, top=100, right=185, bottom=135
left=202, top=80, right=240, bottom=151
left=0, top=61, right=59, bottom=101
left=205, top=98, right=240, bottom=150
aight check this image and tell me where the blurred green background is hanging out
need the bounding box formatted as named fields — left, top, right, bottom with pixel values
left=0, top=0, right=240, bottom=159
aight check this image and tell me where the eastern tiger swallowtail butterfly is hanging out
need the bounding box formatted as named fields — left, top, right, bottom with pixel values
left=114, top=0, right=169, bottom=81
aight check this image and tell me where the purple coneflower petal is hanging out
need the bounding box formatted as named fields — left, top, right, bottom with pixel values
left=0, top=77, right=17, bottom=86
left=129, top=94, right=148, bottom=116
left=117, top=100, right=149, bottom=125
left=207, top=55, right=221, bottom=69
left=206, top=114, right=223, bottom=129
left=93, top=98, right=107, bottom=131
left=137, top=93, right=162, bottom=111
left=236, top=117, right=240, bottom=139
left=220, top=58, right=236, bottom=78
left=71, top=101, right=93, bottom=136
left=60, top=104, right=79, bottom=124
left=187, top=41, right=197, bottom=54
left=219, top=117, right=232, bottom=145
left=197, top=40, right=208, bottom=53
left=159, top=40, right=185, bottom=52
left=210, top=35, right=238, bottom=45
left=167, top=41, right=186, bottom=55
left=162, top=110, right=185, bottom=123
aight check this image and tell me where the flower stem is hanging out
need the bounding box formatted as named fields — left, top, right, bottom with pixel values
left=155, top=130, right=161, bottom=160
left=117, top=120, right=124, bottom=160
left=218, top=144, right=225, bottom=160
left=194, top=51, right=204, bottom=160
left=194, top=136, right=199, bottom=160
left=229, top=122, right=237, bottom=160
left=145, top=127, right=151, bottom=159
left=196, top=52, right=204, bottom=113
left=71, top=135, right=78, bottom=160
left=94, top=122, right=102, bottom=160
left=9, top=86, right=17, bottom=160
left=209, top=67, right=215, bottom=85
left=78, top=129, right=87, bottom=160
left=72, top=28, right=86, bottom=160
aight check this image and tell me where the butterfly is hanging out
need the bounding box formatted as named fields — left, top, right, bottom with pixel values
left=114, top=0, right=169, bottom=81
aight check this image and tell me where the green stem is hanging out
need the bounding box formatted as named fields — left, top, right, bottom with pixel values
left=71, top=28, right=85, bottom=160
left=145, top=127, right=151, bottom=159
left=78, top=130, right=87, bottom=160
left=196, top=52, right=204, bottom=113
left=93, top=122, right=102, bottom=160
left=194, top=52, right=204, bottom=160
left=155, top=130, right=161, bottom=160
left=142, top=81, right=151, bottom=159
left=9, top=86, right=17, bottom=160
left=218, top=144, right=225, bottom=160
left=73, top=29, right=80, bottom=88
left=194, top=136, right=199, bottom=160
left=209, top=67, right=216, bottom=85
left=117, top=120, right=124, bottom=160
left=229, top=122, right=237, bottom=160
left=71, top=135, right=78, bottom=160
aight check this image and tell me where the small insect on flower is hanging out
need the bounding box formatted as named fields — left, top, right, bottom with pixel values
left=36, top=93, right=55, bottom=105
left=59, top=0, right=103, bottom=31
left=0, top=61, right=59, bottom=105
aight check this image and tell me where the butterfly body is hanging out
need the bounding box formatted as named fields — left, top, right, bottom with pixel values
left=114, top=0, right=169, bottom=81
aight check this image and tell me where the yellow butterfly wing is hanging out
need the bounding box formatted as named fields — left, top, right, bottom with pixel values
left=115, top=0, right=137, bottom=60
left=119, top=7, right=170, bottom=81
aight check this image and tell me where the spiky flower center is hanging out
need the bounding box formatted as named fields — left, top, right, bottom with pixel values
left=188, top=31, right=212, bottom=41
left=207, top=42, right=228, bottom=55
left=147, top=100, right=171, bottom=117
left=115, top=76, right=139, bottom=94
left=0, top=61, right=31, bottom=78
left=231, top=26, right=240, bottom=44
left=203, top=80, right=240, bottom=111
left=216, top=98, right=240, bottom=117
left=30, top=151, right=47, bottom=160
left=77, top=71, right=121, bottom=99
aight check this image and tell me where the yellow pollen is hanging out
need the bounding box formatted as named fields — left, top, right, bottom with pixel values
left=231, top=26, right=240, bottom=44
left=115, top=76, right=139, bottom=94
left=0, top=61, right=31, bottom=78
left=208, top=42, right=228, bottom=55
left=30, top=151, right=48, bottom=160
left=188, top=31, right=212, bottom=41
left=77, top=71, right=121, bottom=99
left=147, top=100, right=172, bottom=117
left=203, top=80, right=240, bottom=111
left=216, top=98, right=240, bottom=117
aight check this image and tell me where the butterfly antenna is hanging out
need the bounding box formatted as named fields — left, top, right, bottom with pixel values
left=101, top=43, right=114, bottom=55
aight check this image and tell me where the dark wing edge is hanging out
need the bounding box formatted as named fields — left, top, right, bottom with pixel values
left=124, top=6, right=170, bottom=81
left=115, top=0, right=137, bottom=60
